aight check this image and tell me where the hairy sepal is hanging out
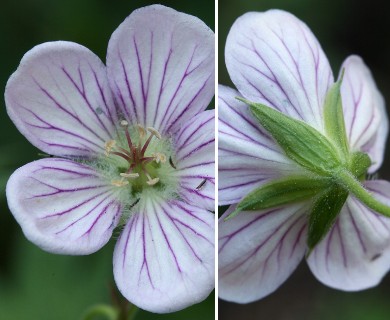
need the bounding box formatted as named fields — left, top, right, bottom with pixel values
left=240, top=98, right=342, bottom=175
left=225, top=175, right=330, bottom=220
left=323, top=71, right=350, bottom=160
left=307, top=185, right=349, bottom=255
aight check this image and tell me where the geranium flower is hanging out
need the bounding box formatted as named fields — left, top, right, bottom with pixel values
left=5, top=5, right=215, bottom=313
left=219, top=9, right=390, bottom=303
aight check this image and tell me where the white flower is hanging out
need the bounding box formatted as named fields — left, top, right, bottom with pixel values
left=219, top=9, right=390, bottom=303
left=6, top=5, right=215, bottom=313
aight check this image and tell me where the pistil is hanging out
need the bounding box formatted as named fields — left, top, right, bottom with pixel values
left=105, top=121, right=166, bottom=188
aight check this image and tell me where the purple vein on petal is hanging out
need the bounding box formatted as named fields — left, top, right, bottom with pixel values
left=219, top=119, right=274, bottom=151
left=154, top=202, right=182, bottom=273
left=161, top=203, right=205, bottom=262
left=220, top=210, right=303, bottom=277
left=22, top=106, right=104, bottom=151
left=81, top=200, right=119, bottom=237
left=337, top=222, right=348, bottom=268
left=248, top=39, right=303, bottom=119
left=353, top=110, right=375, bottom=147
left=33, top=165, right=95, bottom=177
left=218, top=176, right=268, bottom=192
left=54, top=195, right=115, bottom=235
left=118, top=50, right=138, bottom=121
left=181, top=187, right=214, bottom=200
left=165, top=73, right=213, bottom=133
left=346, top=74, right=364, bottom=141
left=32, top=77, right=106, bottom=142
left=176, top=139, right=214, bottom=162
left=179, top=160, right=214, bottom=171
left=39, top=189, right=112, bottom=219
left=176, top=115, right=213, bottom=150
left=153, top=35, right=173, bottom=127
left=268, top=27, right=316, bottom=120
left=141, top=214, right=154, bottom=288
left=219, top=95, right=273, bottom=142
left=346, top=202, right=367, bottom=253
left=121, top=213, right=138, bottom=269
left=60, top=65, right=113, bottom=138
left=90, top=67, right=116, bottom=127
left=133, top=35, right=147, bottom=125
left=172, top=200, right=211, bottom=227
left=219, top=209, right=276, bottom=253
left=158, top=44, right=199, bottom=129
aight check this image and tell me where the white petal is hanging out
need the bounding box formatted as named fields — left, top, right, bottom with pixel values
left=113, top=199, right=214, bottom=313
left=219, top=203, right=307, bottom=303
left=5, top=42, right=118, bottom=157
left=218, top=85, right=305, bottom=205
left=308, top=180, right=390, bottom=291
left=340, top=56, right=388, bottom=172
left=173, top=110, right=215, bottom=211
left=225, top=10, right=333, bottom=131
left=6, top=159, right=121, bottom=254
left=107, top=5, right=214, bottom=134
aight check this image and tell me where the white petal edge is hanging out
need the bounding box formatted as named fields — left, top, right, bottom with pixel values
left=225, top=9, right=333, bottom=131
left=218, top=85, right=305, bottom=205
left=5, top=41, right=118, bottom=158
left=113, top=198, right=214, bottom=313
left=340, top=55, right=389, bottom=172
left=6, top=158, right=121, bottom=254
left=219, top=203, right=307, bottom=303
left=308, top=180, right=390, bottom=291
left=107, top=4, right=214, bottom=135
left=173, top=110, right=215, bottom=211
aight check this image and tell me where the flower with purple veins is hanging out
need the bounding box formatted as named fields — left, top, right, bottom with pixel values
left=219, top=9, right=390, bottom=303
left=5, top=5, right=215, bottom=313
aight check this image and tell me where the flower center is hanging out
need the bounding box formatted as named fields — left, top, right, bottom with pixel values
left=104, top=120, right=175, bottom=196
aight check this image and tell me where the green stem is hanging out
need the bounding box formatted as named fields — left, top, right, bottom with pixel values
left=82, top=304, right=118, bottom=320
left=127, top=305, right=139, bottom=320
left=336, top=169, right=390, bottom=217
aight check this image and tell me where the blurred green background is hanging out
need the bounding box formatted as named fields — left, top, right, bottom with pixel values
left=0, top=0, right=214, bottom=319
left=219, top=0, right=390, bottom=320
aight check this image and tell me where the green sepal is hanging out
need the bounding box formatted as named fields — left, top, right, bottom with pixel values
left=323, top=70, right=349, bottom=160
left=240, top=98, right=341, bottom=175
left=349, top=151, right=371, bottom=180
left=225, top=176, right=330, bottom=220
left=307, top=185, right=348, bottom=256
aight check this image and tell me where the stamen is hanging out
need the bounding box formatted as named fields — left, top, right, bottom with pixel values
left=152, top=152, right=167, bottom=163
left=145, top=172, right=160, bottom=186
left=147, top=127, right=162, bottom=140
left=120, top=120, right=129, bottom=127
left=111, top=179, right=129, bottom=187
left=111, top=151, right=131, bottom=162
left=104, top=140, right=117, bottom=156
left=120, top=172, right=140, bottom=179
left=137, top=124, right=146, bottom=139
left=120, top=119, right=136, bottom=159
left=147, top=177, right=160, bottom=186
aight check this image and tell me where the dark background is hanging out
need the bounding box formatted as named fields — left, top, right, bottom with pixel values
left=219, top=0, right=390, bottom=320
left=0, top=0, right=214, bottom=319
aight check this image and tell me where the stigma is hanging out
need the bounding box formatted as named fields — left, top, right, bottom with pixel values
left=105, top=121, right=166, bottom=187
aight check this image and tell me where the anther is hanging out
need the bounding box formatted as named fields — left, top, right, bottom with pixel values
left=147, top=177, right=160, bottom=186
left=145, top=172, right=160, bottom=186
left=105, top=140, right=117, bottom=156
left=152, top=152, right=167, bottom=163
left=147, top=127, right=162, bottom=139
left=120, top=172, right=140, bottom=179
left=120, top=120, right=129, bottom=127
left=137, top=124, right=146, bottom=139
left=111, top=179, right=129, bottom=187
